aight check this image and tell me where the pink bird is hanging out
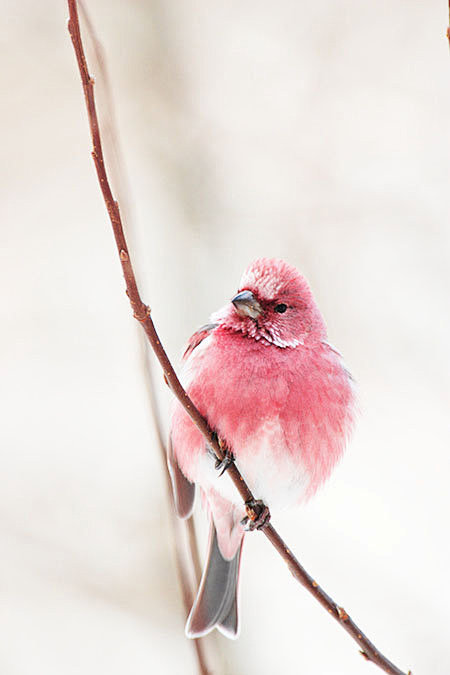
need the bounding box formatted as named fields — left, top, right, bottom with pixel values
left=169, top=258, right=355, bottom=639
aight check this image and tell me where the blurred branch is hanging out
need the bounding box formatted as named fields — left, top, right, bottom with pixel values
left=67, top=2, right=411, bottom=673
left=140, top=341, right=203, bottom=585
left=74, top=3, right=209, bottom=674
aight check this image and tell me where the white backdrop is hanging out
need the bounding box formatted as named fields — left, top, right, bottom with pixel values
left=1, top=1, right=450, bottom=673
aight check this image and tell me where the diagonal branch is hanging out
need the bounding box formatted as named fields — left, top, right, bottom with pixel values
left=67, top=2, right=411, bottom=673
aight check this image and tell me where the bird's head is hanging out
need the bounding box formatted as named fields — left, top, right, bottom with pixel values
left=214, top=258, right=326, bottom=348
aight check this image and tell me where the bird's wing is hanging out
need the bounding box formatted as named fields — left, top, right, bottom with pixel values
left=183, top=323, right=218, bottom=360
left=167, top=433, right=196, bottom=519
left=168, top=323, right=218, bottom=518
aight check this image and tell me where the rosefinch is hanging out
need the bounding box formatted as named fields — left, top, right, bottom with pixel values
left=169, top=258, right=355, bottom=638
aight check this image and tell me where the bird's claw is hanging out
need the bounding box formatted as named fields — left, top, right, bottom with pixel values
left=241, top=499, right=271, bottom=531
left=214, top=449, right=235, bottom=476
left=209, top=433, right=235, bottom=476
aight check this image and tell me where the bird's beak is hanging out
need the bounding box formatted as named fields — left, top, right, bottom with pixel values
left=231, top=290, right=263, bottom=319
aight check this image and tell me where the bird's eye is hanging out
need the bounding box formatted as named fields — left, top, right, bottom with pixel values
left=274, top=303, right=288, bottom=313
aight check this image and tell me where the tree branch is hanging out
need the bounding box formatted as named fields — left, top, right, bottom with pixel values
left=67, top=2, right=411, bottom=673
left=447, top=0, right=450, bottom=47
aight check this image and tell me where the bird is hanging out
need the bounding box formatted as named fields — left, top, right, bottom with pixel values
left=168, top=257, right=355, bottom=639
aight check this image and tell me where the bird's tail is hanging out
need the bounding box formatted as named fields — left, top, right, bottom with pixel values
left=185, top=522, right=243, bottom=639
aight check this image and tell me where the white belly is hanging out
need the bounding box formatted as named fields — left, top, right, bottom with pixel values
left=193, top=417, right=312, bottom=509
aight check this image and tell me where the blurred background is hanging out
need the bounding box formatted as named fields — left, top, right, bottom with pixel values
left=1, top=1, right=450, bottom=673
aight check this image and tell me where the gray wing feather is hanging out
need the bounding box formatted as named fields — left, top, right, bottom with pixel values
left=167, top=435, right=195, bottom=519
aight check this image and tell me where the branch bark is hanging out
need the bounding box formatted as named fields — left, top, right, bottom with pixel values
left=67, top=2, right=411, bottom=673
left=447, top=0, right=450, bottom=47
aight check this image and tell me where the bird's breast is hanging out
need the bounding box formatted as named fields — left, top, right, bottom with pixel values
left=173, top=329, right=355, bottom=507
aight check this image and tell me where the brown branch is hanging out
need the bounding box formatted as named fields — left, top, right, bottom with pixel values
left=447, top=0, right=450, bottom=47
left=67, top=3, right=411, bottom=673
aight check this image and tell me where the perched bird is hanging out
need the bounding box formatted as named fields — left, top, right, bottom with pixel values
left=168, top=258, right=355, bottom=639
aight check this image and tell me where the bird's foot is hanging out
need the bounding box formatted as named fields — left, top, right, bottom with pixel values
left=241, top=499, right=271, bottom=531
left=214, top=449, right=235, bottom=476
left=210, top=433, right=235, bottom=476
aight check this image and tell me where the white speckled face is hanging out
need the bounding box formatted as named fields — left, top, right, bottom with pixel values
left=209, top=259, right=327, bottom=350
left=225, top=258, right=326, bottom=347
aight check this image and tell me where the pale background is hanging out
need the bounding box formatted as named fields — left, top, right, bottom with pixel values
left=1, top=1, right=450, bottom=674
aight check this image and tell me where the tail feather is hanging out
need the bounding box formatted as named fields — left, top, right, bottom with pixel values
left=186, top=522, right=242, bottom=639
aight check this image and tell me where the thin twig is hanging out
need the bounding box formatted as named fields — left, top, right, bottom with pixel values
left=142, top=339, right=210, bottom=675
left=67, top=2, right=411, bottom=673
left=447, top=0, right=450, bottom=47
